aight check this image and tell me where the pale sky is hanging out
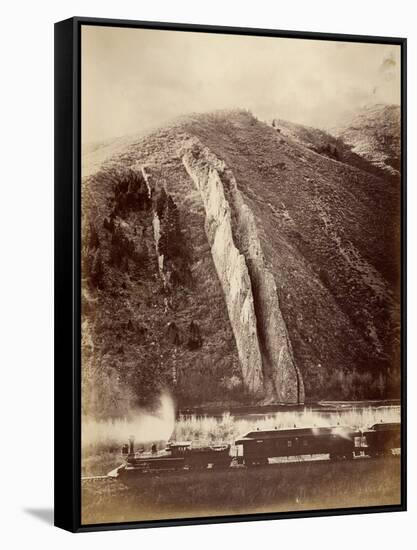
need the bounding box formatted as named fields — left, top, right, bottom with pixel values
left=82, top=25, right=401, bottom=144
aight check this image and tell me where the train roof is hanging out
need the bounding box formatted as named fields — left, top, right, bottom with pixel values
left=235, top=426, right=356, bottom=444
left=367, top=422, right=401, bottom=432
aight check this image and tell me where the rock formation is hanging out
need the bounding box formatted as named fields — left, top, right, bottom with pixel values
left=183, top=144, right=304, bottom=403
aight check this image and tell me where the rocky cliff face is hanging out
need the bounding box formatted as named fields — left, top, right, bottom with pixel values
left=183, top=144, right=304, bottom=403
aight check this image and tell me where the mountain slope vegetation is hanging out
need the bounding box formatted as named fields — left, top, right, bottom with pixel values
left=81, top=109, right=401, bottom=417
left=331, top=104, right=401, bottom=176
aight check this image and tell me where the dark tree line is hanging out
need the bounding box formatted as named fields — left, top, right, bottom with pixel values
left=166, top=320, right=203, bottom=350
left=83, top=169, right=154, bottom=290
left=154, top=188, right=192, bottom=287
left=83, top=222, right=105, bottom=289
left=111, top=169, right=150, bottom=218
left=317, top=143, right=340, bottom=160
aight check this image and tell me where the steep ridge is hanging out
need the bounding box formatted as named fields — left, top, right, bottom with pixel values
left=183, top=147, right=264, bottom=397
left=183, top=144, right=304, bottom=403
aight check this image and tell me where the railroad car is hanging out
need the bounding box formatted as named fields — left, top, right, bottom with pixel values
left=235, top=426, right=361, bottom=466
left=362, top=422, right=401, bottom=457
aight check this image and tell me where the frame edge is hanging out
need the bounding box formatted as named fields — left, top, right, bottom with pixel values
left=54, top=16, right=81, bottom=533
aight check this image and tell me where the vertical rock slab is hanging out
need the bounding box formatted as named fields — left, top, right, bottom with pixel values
left=183, top=149, right=264, bottom=396
left=184, top=144, right=304, bottom=403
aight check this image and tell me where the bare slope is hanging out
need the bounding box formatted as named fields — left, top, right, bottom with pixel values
left=81, top=110, right=400, bottom=415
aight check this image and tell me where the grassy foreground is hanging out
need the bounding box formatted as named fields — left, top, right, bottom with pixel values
left=82, top=456, right=401, bottom=525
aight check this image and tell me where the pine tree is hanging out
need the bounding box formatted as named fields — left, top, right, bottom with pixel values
left=91, top=249, right=104, bottom=289
left=88, top=222, right=100, bottom=249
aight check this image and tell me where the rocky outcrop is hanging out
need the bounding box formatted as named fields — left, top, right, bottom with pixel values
left=183, top=148, right=264, bottom=396
left=183, top=144, right=304, bottom=403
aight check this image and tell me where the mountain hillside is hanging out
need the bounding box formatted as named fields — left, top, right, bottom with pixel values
left=331, top=104, right=401, bottom=176
left=271, top=118, right=390, bottom=180
left=81, top=110, right=401, bottom=417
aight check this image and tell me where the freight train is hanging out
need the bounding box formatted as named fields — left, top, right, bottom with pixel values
left=116, top=422, right=400, bottom=476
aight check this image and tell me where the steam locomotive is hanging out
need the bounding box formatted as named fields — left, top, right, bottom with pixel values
left=117, top=422, right=400, bottom=475
left=121, top=441, right=231, bottom=472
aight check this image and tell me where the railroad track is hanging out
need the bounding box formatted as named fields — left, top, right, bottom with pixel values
left=82, top=452, right=400, bottom=482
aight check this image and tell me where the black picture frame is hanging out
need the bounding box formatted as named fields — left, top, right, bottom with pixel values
left=54, top=16, right=407, bottom=533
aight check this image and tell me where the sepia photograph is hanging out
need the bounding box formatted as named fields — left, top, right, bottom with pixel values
left=79, top=22, right=404, bottom=527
